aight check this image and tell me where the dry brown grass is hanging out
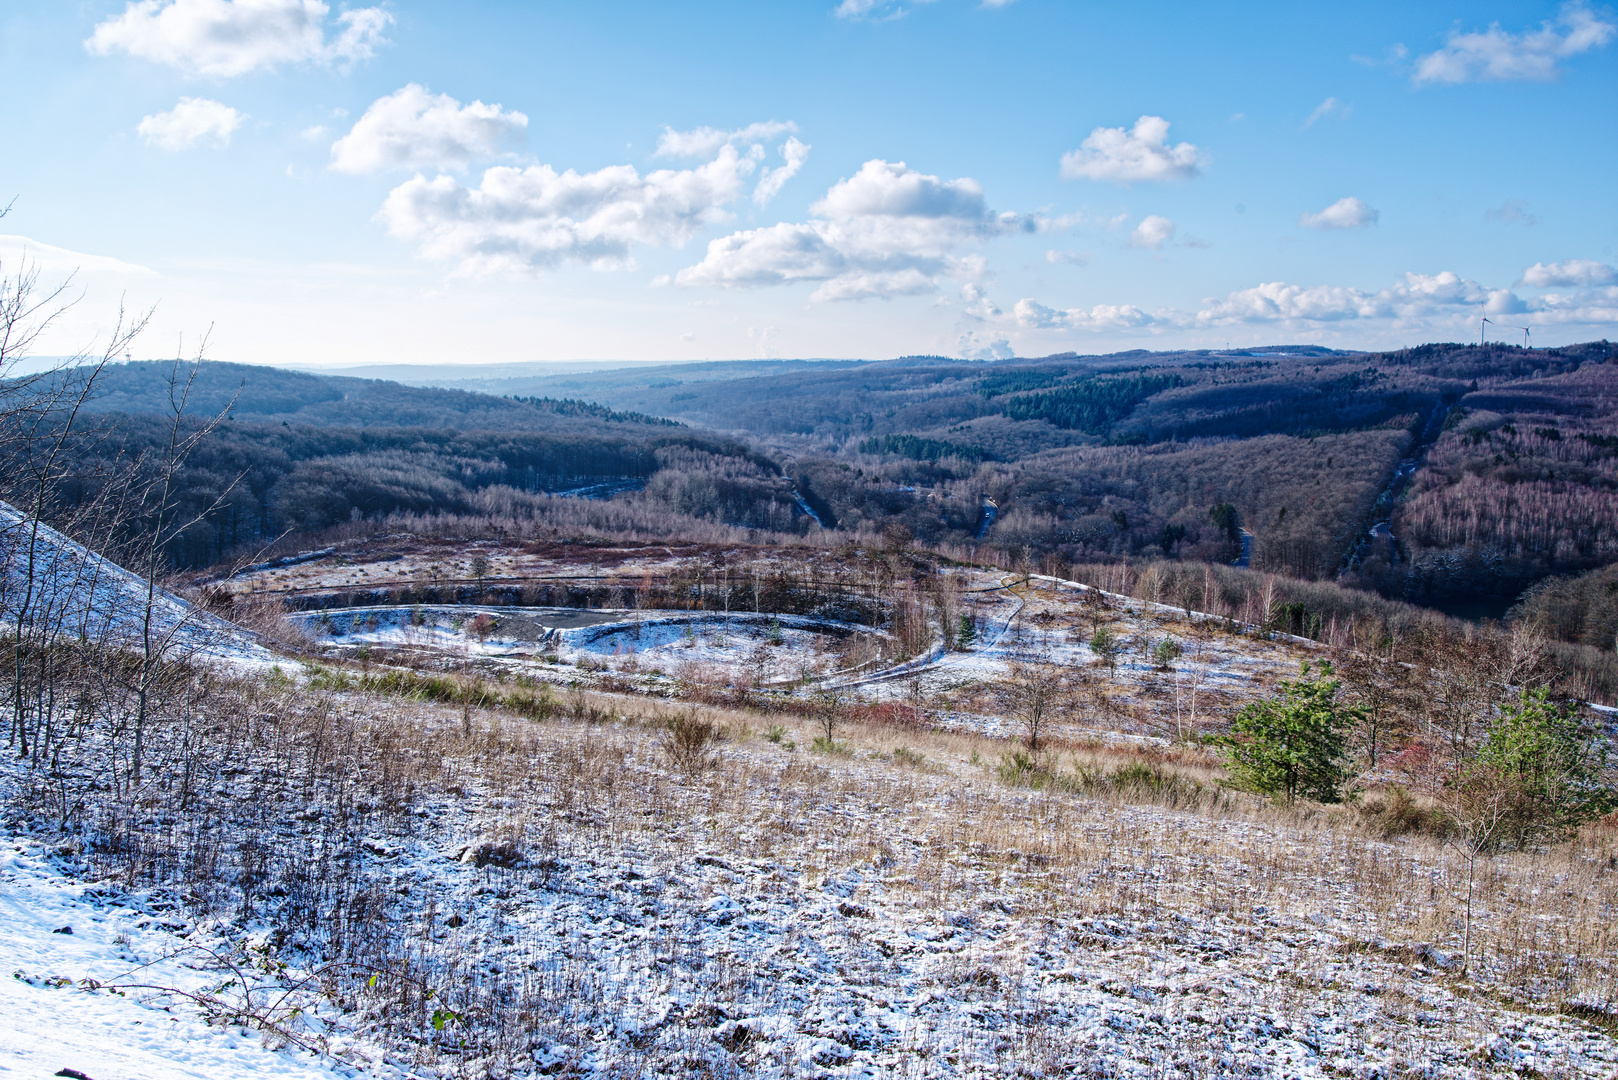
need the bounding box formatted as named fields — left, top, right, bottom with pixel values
left=15, top=651, right=1617, bottom=1075
left=418, top=680, right=1618, bottom=1010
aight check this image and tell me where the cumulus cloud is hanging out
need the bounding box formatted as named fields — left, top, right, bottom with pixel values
left=378, top=145, right=757, bottom=276
left=1012, top=265, right=1618, bottom=339
left=86, top=0, right=390, bottom=78
left=1194, top=271, right=1618, bottom=329
left=1299, top=196, right=1378, bottom=230
left=676, top=159, right=1030, bottom=301
left=329, top=85, right=528, bottom=174
left=1195, top=271, right=1488, bottom=324
left=753, top=137, right=810, bottom=206
left=136, top=96, right=244, bottom=150
left=1059, top=116, right=1205, bottom=184
left=958, top=331, right=1014, bottom=360
left=1412, top=2, right=1614, bottom=85
left=960, top=282, right=1001, bottom=318
left=1013, top=298, right=1154, bottom=331
left=1303, top=97, right=1351, bottom=127
left=653, top=122, right=806, bottom=205
left=1129, top=215, right=1175, bottom=249
left=1518, top=259, right=1617, bottom=287
left=655, top=121, right=797, bottom=158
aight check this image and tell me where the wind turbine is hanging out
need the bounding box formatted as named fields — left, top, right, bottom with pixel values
left=1516, top=326, right=1532, bottom=349
left=1480, top=315, right=1494, bottom=345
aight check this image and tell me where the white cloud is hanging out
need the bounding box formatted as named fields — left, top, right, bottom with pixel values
left=1059, top=116, right=1206, bottom=184
left=1518, top=259, right=1617, bottom=287
left=655, top=121, right=797, bottom=158
left=1129, top=215, right=1175, bottom=249
left=1485, top=288, right=1529, bottom=315
left=329, top=85, right=528, bottom=175
left=86, top=0, right=391, bottom=78
left=652, top=122, right=806, bottom=206
left=748, top=325, right=780, bottom=358
left=0, top=235, right=154, bottom=278
left=958, top=331, right=1014, bottom=360
left=677, top=222, right=847, bottom=289
left=1299, top=196, right=1379, bottom=230
left=676, top=159, right=1030, bottom=301
left=991, top=266, right=1618, bottom=342
left=980, top=0, right=1017, bottom=7
left=136, top=96, right=244, bottom=150
left=1195, top=271, right=1488, bottom=324
left=299, top=124, right=328, bottom=142
left=833, top=0, right=936, bottom=20
left=378, top=145, right=758, bottom=276
left=1192, top=271, right=1618, bottom=329
left=1045, top=249, right=1091, bottom=265
left=812, top=159, right=1008, bottom=223
left=1412, top=2, right=1615, bottom=85
left=960, top=282, right=1001, bottom=318
left=753, top=137, right=810, bottom=206
left=1486, top=198, right=1537, bottom=225
left=1303, top=96, right=1351, bottom=127
left=1013, top=298, right=1154, bottom=331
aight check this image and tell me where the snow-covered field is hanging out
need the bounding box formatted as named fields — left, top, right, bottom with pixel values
left=1, top=527, right=1612, bottom=1077
left=8, top=696, right=1615, bottom=1079
left=268, top=547, right=1319, bottom=745
left=289, top=606, right=899, bottom=688
left=0, top=835, right=356, bottom=1080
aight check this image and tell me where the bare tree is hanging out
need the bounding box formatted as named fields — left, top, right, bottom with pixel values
left=1439, top=767, right=1519, bottom=973
left=810, top=689, right=847, bottom=747
left=1337, top=654, right=1415, bottom=770
left=0, top=208, right=152, bottom=759
left=1171, top=635, right=1211, bottom=742
left=1001, top=655, right=1067, bottom=753
left=123, top=350, right=244, bottom=784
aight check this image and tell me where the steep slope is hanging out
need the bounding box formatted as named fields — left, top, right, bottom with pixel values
left=0, top=501, right=268, bottom=665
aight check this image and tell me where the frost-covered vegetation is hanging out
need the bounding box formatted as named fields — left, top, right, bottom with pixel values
left=3, top=261, right=1618, bottom=1076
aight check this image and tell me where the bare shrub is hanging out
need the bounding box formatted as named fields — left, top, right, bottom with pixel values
left=662, top=710, right=721, bottom=772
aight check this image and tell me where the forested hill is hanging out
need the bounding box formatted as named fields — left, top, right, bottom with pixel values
left=15, top=343, right=1618, bottom=636
left=76, top=360, right=682, bottom=432
left=11, top=361, right=788, bottom=569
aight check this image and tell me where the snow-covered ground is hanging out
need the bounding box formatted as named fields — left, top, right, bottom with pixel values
left=0, top=838, right=360, bottom=1080
left=290, top=605, right=898, bottom=686
left=277, top=561, right=1316, bottom=747
left=11, top=698, right=1612, bottom=1079
left=0, top=501, right=273, bottom=669
left=9, top=533, right=1609, bottom=1077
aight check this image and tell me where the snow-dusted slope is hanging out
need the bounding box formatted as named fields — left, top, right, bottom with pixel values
left=0, top=501, right=271, bottom=666
left=0, top=838, right=355, bottom=1080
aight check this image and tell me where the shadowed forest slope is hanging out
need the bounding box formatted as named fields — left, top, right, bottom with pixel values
left=14, top=342, right=1618, bottom=646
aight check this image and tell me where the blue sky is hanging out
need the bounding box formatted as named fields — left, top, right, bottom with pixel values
left=2, top=0, right=1614, bottom=365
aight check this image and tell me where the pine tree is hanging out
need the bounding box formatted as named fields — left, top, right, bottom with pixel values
left=958, top=614, right=977, bottom=649
left=1222, top=661, right=1361, bottom=805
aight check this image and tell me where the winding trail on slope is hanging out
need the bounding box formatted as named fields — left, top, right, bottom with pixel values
left=832, top=576, right=1028, bottom=688
left=1345, top=400, right=1450, bottom=570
